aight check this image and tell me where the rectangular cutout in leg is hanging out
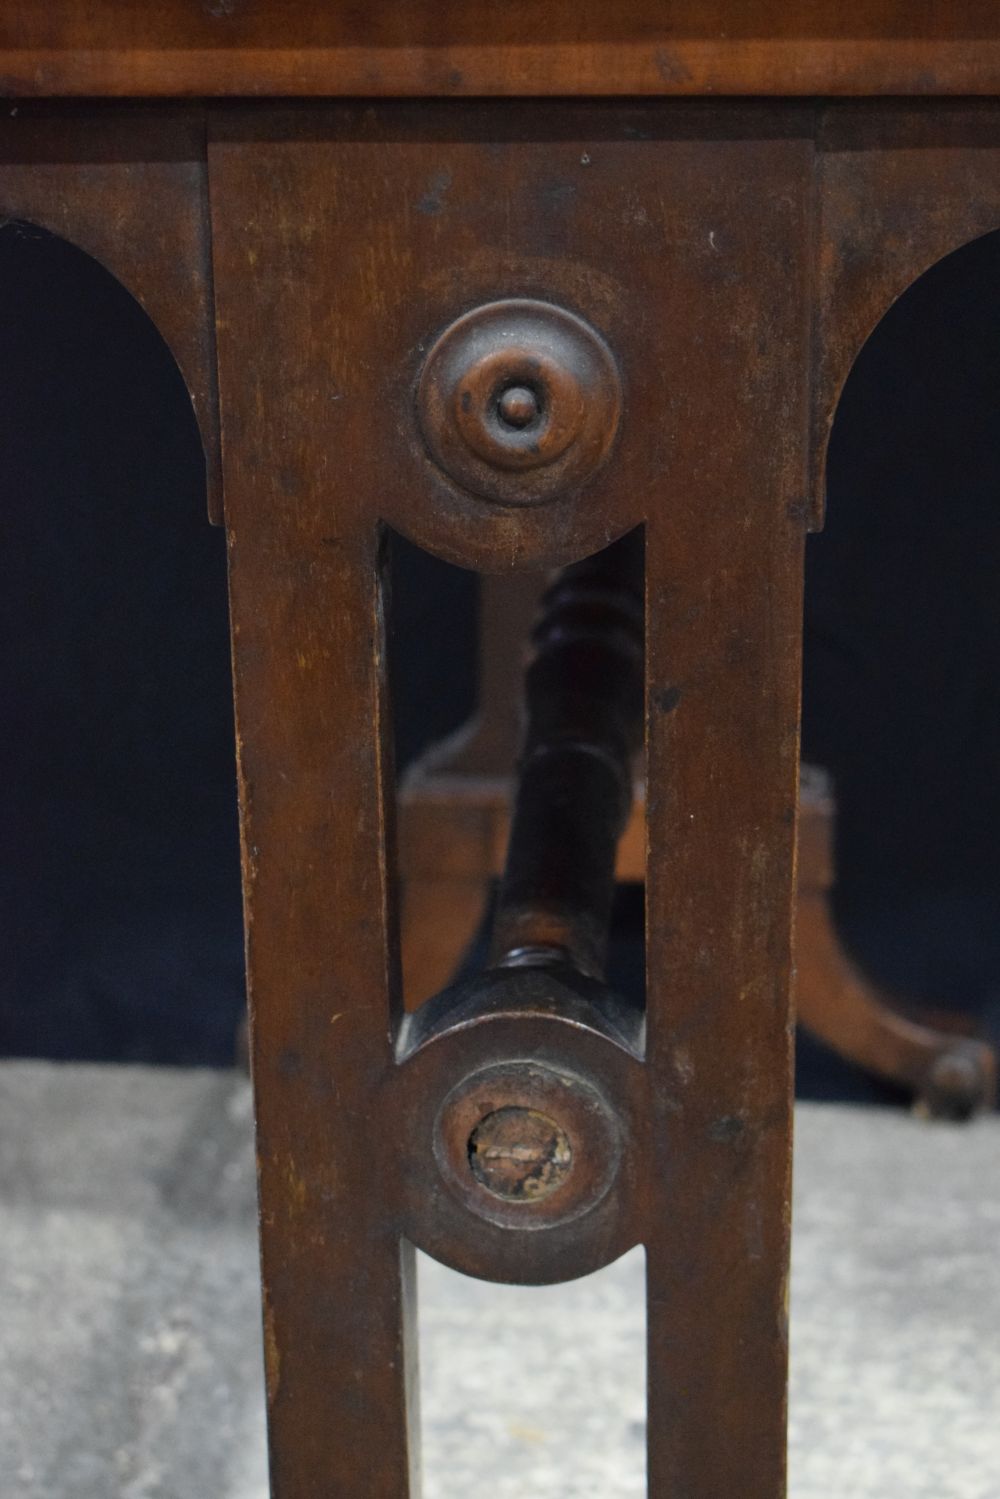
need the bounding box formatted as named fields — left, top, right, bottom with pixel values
left=392, top=525, right=647, bottom=1024
left=389, top=527, right=498, bottom=1011
left=418, top=1247, right=647, bottom=1499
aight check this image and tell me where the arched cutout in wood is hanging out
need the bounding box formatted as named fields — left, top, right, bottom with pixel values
left=0, top=110, right=219, bottom=518
left=812, top=103, right=1000, bottom=528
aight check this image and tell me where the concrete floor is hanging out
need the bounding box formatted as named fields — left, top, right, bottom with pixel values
left=0, top=1063, right=997, bottom=1497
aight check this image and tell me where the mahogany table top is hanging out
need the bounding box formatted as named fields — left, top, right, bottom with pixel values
left=4, top=2, right=1000, bottom=100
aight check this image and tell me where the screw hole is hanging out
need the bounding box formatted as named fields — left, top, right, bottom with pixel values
left=468, top=1107, right=573, bottom=1201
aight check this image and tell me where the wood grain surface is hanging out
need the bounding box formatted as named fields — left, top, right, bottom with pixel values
left=209, top=100, right=812, bottom=1496
left=5, top=2, right=1000, bottom=99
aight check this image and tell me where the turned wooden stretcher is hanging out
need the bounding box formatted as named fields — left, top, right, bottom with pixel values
left=5, top=5, right=1000, bottom=1493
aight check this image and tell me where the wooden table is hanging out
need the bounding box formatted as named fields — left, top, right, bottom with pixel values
left=5, top=6, right=999, bottom=1495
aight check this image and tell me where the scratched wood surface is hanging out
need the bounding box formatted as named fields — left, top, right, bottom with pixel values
left=5, top=73, right=1000, bottom=1499
left=6, top=2, right=1000, bottom=98
left=207, top=100, right=813, bottom=1496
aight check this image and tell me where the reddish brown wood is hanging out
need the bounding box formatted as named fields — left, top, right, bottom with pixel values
left=400, top=852, right=491, bottom=1010
left=428, top=572, right=541, bottom=776
left=397, top=574, right=540, bottom=1009
left=489, top=531, right=643, bottom=977
left=402, top=776, right=1000, bottom=1115
left=9, top=43, right=1000, bottom=1497
left=216, top=516, right=419, bottom=1496
left=417, top=298, right=623, bottom=507
left=208, top=100, right=813, bottom=1496
left=640, top=136, right=809, bottom=1499
left=402, top=601, right=999, bottom=1112
left=8, top=3, right=1000, bottom=99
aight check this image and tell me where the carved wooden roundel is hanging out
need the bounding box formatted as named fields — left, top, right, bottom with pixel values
left=416, top=298, right=622, bottom=506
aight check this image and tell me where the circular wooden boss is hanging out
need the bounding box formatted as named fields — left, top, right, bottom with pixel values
left=433, top=1060, right=621, bottom=1231
left=416, top=299, right=622, bottom=506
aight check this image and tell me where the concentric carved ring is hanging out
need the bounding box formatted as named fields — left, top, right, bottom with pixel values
left=433, top=1060, right=621, bottom=1231
left=416, top=299, right=622, bottom=506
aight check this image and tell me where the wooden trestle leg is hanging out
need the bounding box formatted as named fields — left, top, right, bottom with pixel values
left=210, top=103, right=812, bottom=1497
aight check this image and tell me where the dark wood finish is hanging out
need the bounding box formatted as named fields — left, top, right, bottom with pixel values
left=490, top=530, right=643, bottom=976
left=402, top=773, right=999, bottom=1113
left=417, top=298, right=623, bottom=508
left=640, top=134, right=807, bottom=1498
left=208, top=102, right=812, bottom=1496
left=7, top=20, right=1000, bottom=1492
left=9, top=4, right=1000, bottom=99
left=217, top=511, right=419, bottom=1491
left=402, top=594, right=998, bottom=1118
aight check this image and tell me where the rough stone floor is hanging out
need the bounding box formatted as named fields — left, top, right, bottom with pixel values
left=0, top=1063, right=997, bottom=1498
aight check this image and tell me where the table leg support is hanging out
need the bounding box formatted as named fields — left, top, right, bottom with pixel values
left=209, top=103, right=813, bottom=1497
